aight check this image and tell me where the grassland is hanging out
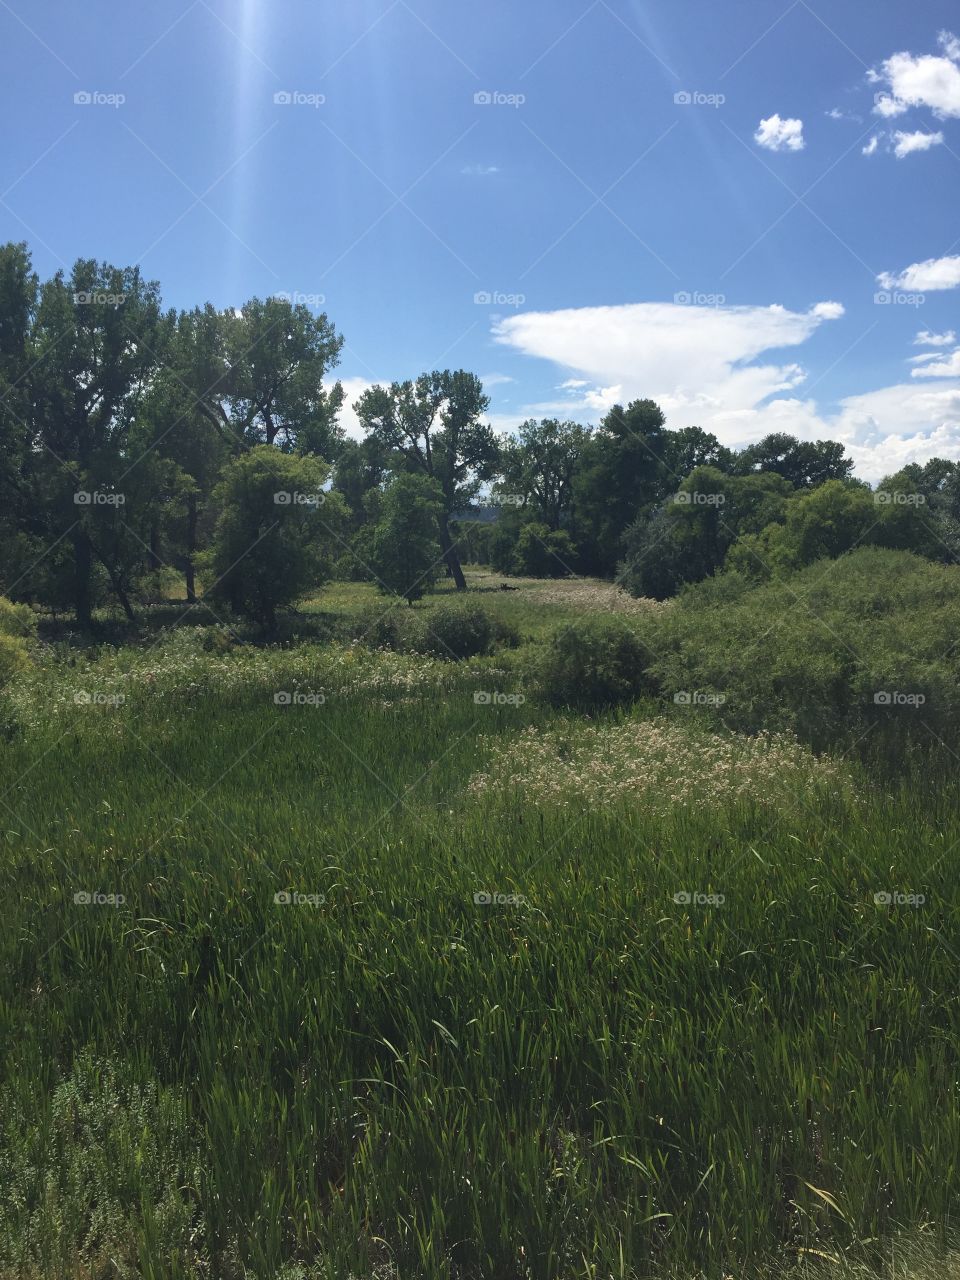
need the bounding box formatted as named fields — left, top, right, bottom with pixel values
left=1, top=572, right=959, bottom=1279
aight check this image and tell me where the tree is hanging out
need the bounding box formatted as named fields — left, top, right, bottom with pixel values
left=175, top=297, right=345, bottom=456
left=662, top=426, right=734, bottom=478
left=369, top=473, right=444, bottom=603
left=499, top=418, right=590, bottom=530
left=209, top=447, right=346, bottom=628
left=571, top=399, right=672, bottom=576
left=512, top=521, right=576, bottom=577
left=332, top=435, right=395, bottom=532
left=734, top=433, right=853, bottom=488
left=618, top=468, right=792, bottom=599
left=138, top=316, right=231, bottom=601
left=24, top=257, right=166, bottom=625
left=355, top=370, right=499, bottom=591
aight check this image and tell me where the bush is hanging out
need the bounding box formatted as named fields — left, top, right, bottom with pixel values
left=0, top=597, right=36, bottom=688
left=638, top=547, right=960, bottom=756
left=348, top=600, right=518, bottom=660
left=348, top=603, right=408, bottom=651
left=536, top=615, right=653, bottom=711
left=409, top=601, right=496, bottom=660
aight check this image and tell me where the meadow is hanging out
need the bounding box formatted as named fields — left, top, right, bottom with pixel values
left=1, top=569, right=959, bottom=1280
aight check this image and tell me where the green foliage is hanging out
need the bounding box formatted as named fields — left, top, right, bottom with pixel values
left=512, top=521, right=577, bottom=577
left=619, top=468, right=792, bottom=598
left=641, top=547, right=960, bottom=754
left=209, top=447, right=346, bottom=628
left=355, top=370, right=500, bottom=590
left=0, top=595, right=34, bottom=688
left=408, top=599, right=498, bottom=659
left=498, top=417, right=590, bottom=530
left=571, top=398, right=671, bottom=576
left=728, top=479, right=942, bottom=580
left=735, top=431, right=855, bottom=487
left=368, top=472, right=444, bottom=602
left=536, top=614, right=653, bottom=710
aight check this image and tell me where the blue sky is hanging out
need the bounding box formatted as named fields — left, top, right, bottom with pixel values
left=2, top=0, right=959, bottom=479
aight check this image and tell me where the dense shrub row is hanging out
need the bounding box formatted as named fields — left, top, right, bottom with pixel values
left=535, top=548, right=960, bottom=757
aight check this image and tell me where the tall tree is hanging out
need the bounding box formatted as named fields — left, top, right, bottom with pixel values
left=355, top=370, right=499, bottom=590
left=175, top=297, right=345, bottom=457
left=498, top=418, right=590, bottom=530
left=369, top=473, right=444, bottom=603
left=572, top=399, right=672, bottom=576
left=24, top=258, right=165, bottom=625
left=734, top=433, right=853, bottom=488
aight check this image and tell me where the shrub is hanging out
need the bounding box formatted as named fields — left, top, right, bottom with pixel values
left=409, top=601, right=495, bottom=660
left=0, top=597, right=36, bottom=688
left=536, top=615, right=653, bottom=710
left=639, top=547, right=960, bottom=756
left=349, top=603, right=408, bottom=651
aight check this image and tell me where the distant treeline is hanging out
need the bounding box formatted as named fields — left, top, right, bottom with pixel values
left=0, top=241, right=953, bottom=626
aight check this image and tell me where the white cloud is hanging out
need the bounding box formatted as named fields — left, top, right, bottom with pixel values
left=479, top=372, right=514, bottom=387
left=492, top=299, right=844, bottom=449
left=862, top=134, right=881, bottom=155
left=871, top=35, right=960, bottom=119
left=916, top=329, right=957, bottom=346
left=892, top=128, right=944, bottom=157
left=461, top=164, right=500, bottom=176
left=332, top=376, right=377, bottom=441
left=832, top=384, right=960, bottom=481
left=754, top=114, right=805, bottom=151
left=827, top=107, right=844, bottom=120
left=912, top=348, right=960, bottom=378
left=490, top=300, right=960, bottom=482
left=877, top=254, right=960, bottom=291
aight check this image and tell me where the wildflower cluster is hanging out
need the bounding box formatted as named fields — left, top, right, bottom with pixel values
left=467, top=719, right=851, bottom=815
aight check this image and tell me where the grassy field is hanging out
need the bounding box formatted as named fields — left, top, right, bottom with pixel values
left=2, top=572, right=959, bottom=1279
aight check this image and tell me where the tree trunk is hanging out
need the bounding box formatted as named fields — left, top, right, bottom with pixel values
left=148, top=526, right=162, bottom=571
left=114, top=583, right=138, bottom=624
left=185, top=492, right=198, bottom=602
left=438, top=515, right=467, bottom=591
left=73, top=529, right=93, bottom=629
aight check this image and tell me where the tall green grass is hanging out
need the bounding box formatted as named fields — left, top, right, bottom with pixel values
left=1, top=612, right=959, bottom=1278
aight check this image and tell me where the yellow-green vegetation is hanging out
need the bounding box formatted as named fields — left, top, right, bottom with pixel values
left=0, top=596, right=35, bottom=687
left=1, top=564, right=959, bottom=1279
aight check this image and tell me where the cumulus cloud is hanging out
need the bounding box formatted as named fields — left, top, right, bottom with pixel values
left=912, top=348, right=960, bottom=378
left=870, top=31, right=960, bottom=119
left=892, top=128, right=944, bottom=157
left=489, top=300, right=960, bottom=482
left=754, top=114, right=805, bottom=151
left=331, top=376, right=377, bottom=441
left=877, top=254, right=960, bottom=291
left=492, top=299, right=845, bottom=449
left=833, top=385, right=960, bottom=480
left=916, top=329, right=957, bottom=346
left=862, top=134, right=881, bottom=155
